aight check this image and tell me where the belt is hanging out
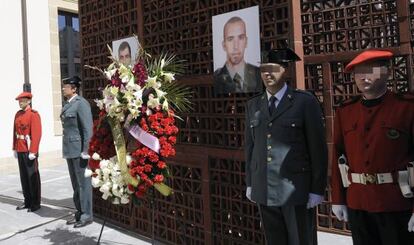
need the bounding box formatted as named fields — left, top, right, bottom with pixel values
left=16, top=134, right=27, bottom=140
left=350, top=172, right=396, bottom=185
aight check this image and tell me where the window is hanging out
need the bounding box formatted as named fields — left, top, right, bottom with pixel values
left=58, top=11, right=80, bottom=83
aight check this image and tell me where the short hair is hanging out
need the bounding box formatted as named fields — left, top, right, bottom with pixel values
left=223, top=16, right=246, bottom=39
left=118, top=41, right=131, bottom=55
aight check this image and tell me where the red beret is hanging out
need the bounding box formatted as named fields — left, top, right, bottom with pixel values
left=344, top=50, right=393, bottom=73
left=15, top=92, right=32, bottom=100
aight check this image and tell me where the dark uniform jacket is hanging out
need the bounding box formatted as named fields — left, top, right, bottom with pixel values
left=214, top=63, right=263, bottom=94
left=245, top=86, right=328, bottom=206
left=13, top=106, right=42, bottom=153
left=61, top=95, right=93, bottom=159
left=331, top=91, right=414, bottom=212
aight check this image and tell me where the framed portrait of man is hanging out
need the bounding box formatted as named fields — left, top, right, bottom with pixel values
left=212, top=6, right=262, bottom=94
left=112, top=36, right=140, bottom=67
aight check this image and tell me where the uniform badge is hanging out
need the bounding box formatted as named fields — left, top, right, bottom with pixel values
left=386, top=129, right=400, bottom=139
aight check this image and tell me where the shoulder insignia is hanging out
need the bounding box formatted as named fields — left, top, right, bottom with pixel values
left=339, top=96, right=361, bottom=107
left=31, top=109, right=38, bottom=113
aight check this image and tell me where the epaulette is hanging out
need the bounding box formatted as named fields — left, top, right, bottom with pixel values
left=293, top=88, right=313, bottom=97
left=31, top=109, right=38, bottom=113
left=395, top=92, right=414, bottom=101
left=248, top=92, right=264, bottom=102
left=338, top=96, right=361, bottom=107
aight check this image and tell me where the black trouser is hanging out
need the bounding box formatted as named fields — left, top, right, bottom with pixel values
left=17, top=152, right=41, bottom=208
left=348, top=208, right=414, bottom=245
left=259, top=204, right=317, bottom=245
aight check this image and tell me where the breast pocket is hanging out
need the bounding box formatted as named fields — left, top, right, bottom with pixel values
left=279, top=118, right=303, bottom=141
left=380, top=123, right=409, bottom=143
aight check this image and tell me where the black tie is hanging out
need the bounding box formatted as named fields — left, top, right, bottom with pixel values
left=233, top=73, right=242, bottom=92
left=269, top=96, right=277, bottom=115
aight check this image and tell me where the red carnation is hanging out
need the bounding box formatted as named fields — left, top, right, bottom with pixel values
left=154, top=174, right=164, bottom=183
left=157, top=161, right=167, bottom=169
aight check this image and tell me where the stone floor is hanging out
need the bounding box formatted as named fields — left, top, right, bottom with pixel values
left=0, top=152, right=352, bottom=244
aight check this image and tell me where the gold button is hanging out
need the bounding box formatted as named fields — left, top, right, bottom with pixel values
left=268, top=123, right=272, bottom=127
left=267, top=157, right=272, bottom=162
left=267, top=134, right=271, bottom=138
left=267, top=145, right=271, bottom=150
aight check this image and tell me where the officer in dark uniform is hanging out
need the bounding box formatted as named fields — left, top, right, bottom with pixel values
left=245, top=48, right=328, bottom=245
left=331, top=50, right=414, bottom=244
left=13, top=92, right=42, bottom=212
left=61, top=76, right=94, bottom=228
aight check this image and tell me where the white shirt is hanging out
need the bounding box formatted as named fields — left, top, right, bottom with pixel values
left=67, top=94, right=78, bottom=103
left=266, top=83, right=287, bottom=109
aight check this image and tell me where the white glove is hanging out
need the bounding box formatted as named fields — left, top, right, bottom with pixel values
left=332, top=204, right=349, bottom=222
left=13, top=151, right=17, bottom=158
left=408, top=213, right=414, bottom=232
left=80, top=152, right=90, bottom=160
left=246, top=186, right=252, bottom=201
left=28, top=153, right=36, bottom=160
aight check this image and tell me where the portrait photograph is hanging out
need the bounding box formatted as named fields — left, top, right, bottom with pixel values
left=212, top=6, right=262, bottom=94
left=112, top=36, right=140, bottom=67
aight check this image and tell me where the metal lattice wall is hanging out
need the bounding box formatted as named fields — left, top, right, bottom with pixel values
left=80, top=0, right=414, bottom=243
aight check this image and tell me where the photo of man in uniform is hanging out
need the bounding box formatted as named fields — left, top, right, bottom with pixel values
left=213, top=7, right=262, bottom=94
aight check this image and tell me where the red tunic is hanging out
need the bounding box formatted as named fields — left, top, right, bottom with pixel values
left=331, top=91, right=414, bottom=212
left=12, top=106, right=42, bottom=153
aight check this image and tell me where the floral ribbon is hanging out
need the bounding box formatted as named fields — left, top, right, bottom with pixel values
left=127, top=124, right=160, bottom=153
left=108, top=116, right=139, bottom=187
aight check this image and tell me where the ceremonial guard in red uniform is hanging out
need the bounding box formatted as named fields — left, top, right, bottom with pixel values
left=331, top=50, right=414, bottom=244
left=13, top=92, right=42, bottom=212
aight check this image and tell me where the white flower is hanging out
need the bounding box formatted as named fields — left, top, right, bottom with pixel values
left=154, top=88, right=166, bottom=98
left=162, top=99, right=169, bottom=111
left=126, top=155, right=132, bottom=166
left=147, top=94, right=160, bottom=109
left=162, top=72, right=175, bottom=83
left=112, top=197, right=120, bottom=204
left=104, top=68, right=117, bottom=80
left=146, top=76, right=161, bottom=89
left=133, top=89, right=143, bottom=100
left=99, top=160, right=109, bottom=169
left=102, top=168, right=111, bottom=177
left=95, top=99, right=104, bottom=110
left=102, top=192, right=110, bottom=200
left=120, top=195, right=130, bottom=204
left=92, top=152, right=101, bottom=161
left=84, top=169, right=93, bottom=178
left=91, top=176, right=102, bottom=187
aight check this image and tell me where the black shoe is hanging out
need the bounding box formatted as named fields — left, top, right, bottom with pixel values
left=27, top=205, right=41, bottom=212
left=73, top=219, right=93, bottom=228
left=16, top=204, right=29, bottom=210
left=66, top=217, right=79, bottom=225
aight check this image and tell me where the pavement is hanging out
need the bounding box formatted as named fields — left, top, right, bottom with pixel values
left=0, top=151, right=352, bottom=245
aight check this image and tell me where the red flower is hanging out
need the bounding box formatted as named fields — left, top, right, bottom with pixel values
left=154, top=174, right=164, bottom=183
left=127, top=184, right=135, bottom=192
left=144, top=164, right=152, bottom=172
left=157, top=161, right=166, bottom=169
left=135, top=190, right=145, bottom=198
left=168, top=136, right=176, bottom=144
